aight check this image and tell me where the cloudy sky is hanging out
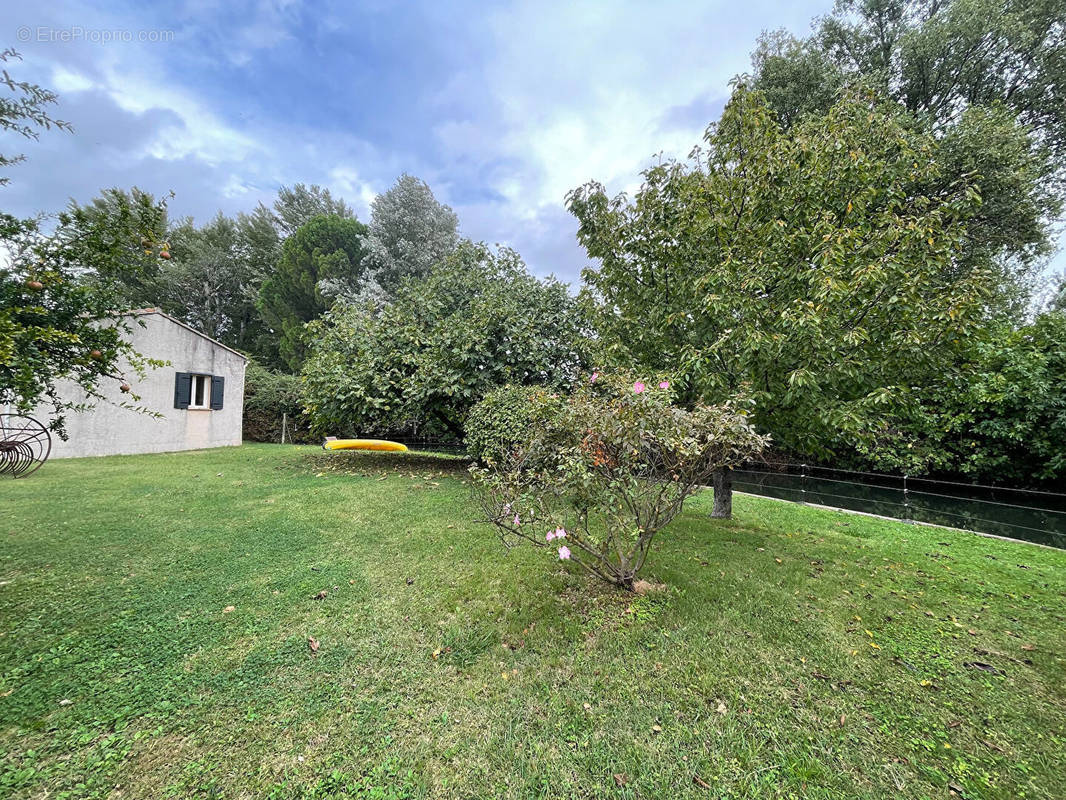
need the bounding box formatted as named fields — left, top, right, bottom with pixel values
left=3, top=0, right=1062, bottom=288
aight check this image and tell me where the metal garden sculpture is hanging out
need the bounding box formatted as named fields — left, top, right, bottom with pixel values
left=0, top=414, right=51, bottom=478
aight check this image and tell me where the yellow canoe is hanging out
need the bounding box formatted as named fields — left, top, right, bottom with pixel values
left=323, top=438, right=408, bottom=453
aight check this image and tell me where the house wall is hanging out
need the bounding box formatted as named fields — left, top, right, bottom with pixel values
left=43, top=313, right=247, bottom=458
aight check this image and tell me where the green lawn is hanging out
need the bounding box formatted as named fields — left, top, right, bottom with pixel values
left=1, top=444, right=1064, bottom=799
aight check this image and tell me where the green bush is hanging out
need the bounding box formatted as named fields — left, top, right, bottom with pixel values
left=465, top=384, right=558, bottom=463
left=242, top=362, right=316, bottom=443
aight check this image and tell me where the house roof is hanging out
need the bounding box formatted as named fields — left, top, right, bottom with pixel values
left=124, top=308, right=250, bottom=361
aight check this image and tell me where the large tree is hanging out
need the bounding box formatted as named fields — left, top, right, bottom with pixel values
left=270, top=183, right=354, bottom=237
left=568, top=86, right=994, bottom=514
left=302, top=241, right=590, bottom=439
left=72, top=187, right=172, bottom=308
left=257, top=214, right=370, bottom=371
left=749, top=0, right=1066, bottom=315
left=160, top=212, right=266, bottom=351
left=364, top=174, right=459, bottom=294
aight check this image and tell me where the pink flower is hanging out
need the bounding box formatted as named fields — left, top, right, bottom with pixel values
left=633, top=381, right=646, bottom=394
left=659, top=381, right=670, bottom=389
left=513, top=513, right=521, bottom=526
left=555, top=527, right=567, bottom=539
left=590, top=371, right=599, bottom=383
left=558, top=545, right=571, bottom=560
left=545, top=530, right=555, bottom=542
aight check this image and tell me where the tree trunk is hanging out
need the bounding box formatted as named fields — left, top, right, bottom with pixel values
left=432, top=409, right=465, bottom=441
left=712, top=467, right=733, bottom=519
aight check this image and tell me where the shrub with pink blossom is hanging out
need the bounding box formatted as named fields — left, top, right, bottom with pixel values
left=469, top=372, right=768, bottom=590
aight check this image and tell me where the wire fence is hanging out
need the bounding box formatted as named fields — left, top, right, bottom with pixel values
left=733, top=463, right=1066, bottom=549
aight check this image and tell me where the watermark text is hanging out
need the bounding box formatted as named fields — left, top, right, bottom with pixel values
left=16, top=26, right=175, bottom=44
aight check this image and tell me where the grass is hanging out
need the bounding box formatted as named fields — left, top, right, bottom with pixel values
left=1, top=443, right=1064, bottom=799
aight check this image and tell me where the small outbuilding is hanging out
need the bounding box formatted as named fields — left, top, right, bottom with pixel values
left=43, top=308, right=247, bottom=459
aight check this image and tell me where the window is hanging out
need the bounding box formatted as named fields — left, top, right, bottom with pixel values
left=174, top=372, right=224, bottom=411
left=189, top=374, right=210, bottom=409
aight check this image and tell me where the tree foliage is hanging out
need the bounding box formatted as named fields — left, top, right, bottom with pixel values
left=749, top=0, right=1066, bottom=308
left=270, top=183, right=354, bottom=237
left=568, top=86, right=992, bottom=467
left=258, top=214, right=370, bottom=371
left=883, top=311, right=1066, bottom=484
left=364, top=174, right=459, bottom=294
left=302, top=241, right=590, bottom=438
left=242, top=361, right=315, bottom=443
left=470, top=373, right=768, bottom=590
left=1, top=199, right=168, bottom=437
left=0, top=49, right=71, bottom=186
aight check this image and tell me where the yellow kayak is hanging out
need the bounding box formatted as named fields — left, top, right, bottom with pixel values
left=323, top=438, right=408, bottom=453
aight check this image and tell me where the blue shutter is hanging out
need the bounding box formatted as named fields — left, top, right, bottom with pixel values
left=174, top=372, right=191, bottom=409
left=210, top=375, right=225, bottom=410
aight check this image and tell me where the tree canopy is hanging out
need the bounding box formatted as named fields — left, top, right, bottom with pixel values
left=301, top=241, right=590, bottom=439
left=363, top=174, right=460, bottom=294
left=568, top=85, right=993, bottom=467
left=257, top=214, right=371, bottom=371
left=749, top=0, right=1066, bottom=316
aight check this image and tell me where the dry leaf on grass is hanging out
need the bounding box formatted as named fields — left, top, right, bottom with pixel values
left=222, top=606, right=235, bottom=613
left=613, top=773, right=629, bottom=786
left=308, top=636, right=319, bottom=654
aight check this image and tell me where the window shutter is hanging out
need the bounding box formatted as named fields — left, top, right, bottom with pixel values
left=174, top=372, right=192, bottom=409
left=210, top=375, right=225, bottom=410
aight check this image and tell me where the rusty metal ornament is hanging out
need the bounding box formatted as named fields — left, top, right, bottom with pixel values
left=0, top=414, right=51, bottom=478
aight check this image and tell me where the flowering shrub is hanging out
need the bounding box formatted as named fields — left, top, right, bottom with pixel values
left=469, top=373, right=769, bottom=590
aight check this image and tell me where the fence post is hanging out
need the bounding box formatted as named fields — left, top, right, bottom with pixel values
left=903, top=473, right=911, bottom=524
left=801, top=463, right=807, bottom=504
left=281, top=412, right=287, bottom=445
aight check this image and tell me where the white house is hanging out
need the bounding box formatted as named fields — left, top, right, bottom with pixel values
left=43, top=309, right=248, bottom=458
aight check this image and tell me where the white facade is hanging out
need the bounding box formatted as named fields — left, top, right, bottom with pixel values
left=43, top=310, right=247, bottom=458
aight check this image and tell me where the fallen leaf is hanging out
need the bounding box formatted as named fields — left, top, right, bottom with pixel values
left=716, top=701, right=727, bottom=715
left=308, top=636, right=319, bottom=654
left=963, top=661, right=999, bottom=674
left=58, top=698, right=73, bottom=706
left=1021, top=644, right=1036, bottom=651
left=693, top=775, right=711, bottom=789
left=613, top=773, right=629, bottom=786
left=774, top=558, right=782, bottom=564
left=406, top=577, right=415, bottom=585
left=651, top=724, right=663, bottom=733
left=223, top=605, right=235, bottom=613
left=432, top=648, right=441, bottom=659
left=312, top=590, right=328, bottom=600
left=583, top=702, right=592, bottom=711
left=967, top=629, right=977, bottom=636
left=839, top=713, right=846, bottom=727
